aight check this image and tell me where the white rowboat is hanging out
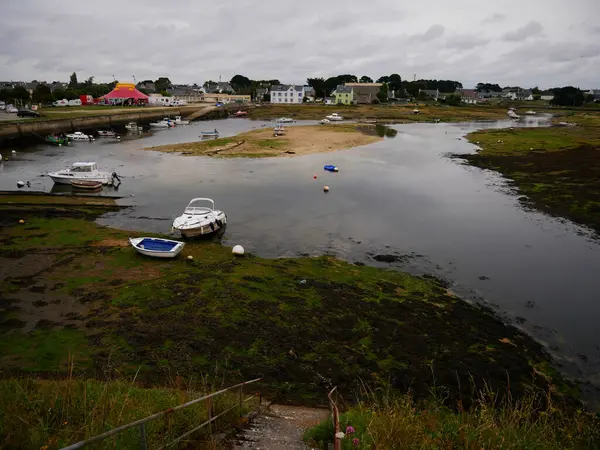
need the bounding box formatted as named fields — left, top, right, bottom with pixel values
left=129, top=237, right=185, bottom=258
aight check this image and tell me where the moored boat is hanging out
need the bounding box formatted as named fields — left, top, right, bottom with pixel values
left=277, top=117, right=294, bottom=123
left=325, top=113, right=343, bottom=121
left=172, top=198, right=227, bottom=238
left=97, top=129, right=117, bottom=137
left=235, top=110, right=248, bottom=117
left=125, top=122, right=143, bottom=132
left=525, top=110, right=537, bottom=115
left=174, top=115, right=189, bottom=125
left=200, top=129, right=219, bottom=137
left=45, top=135, right=70, bottom=146
left=48, top=162, right=118, bottom=185
left=319, top=119, right=330, bottom=124
left=150, top=119, right=173, bottom=128
left=70, top=180, right=103, bottom=190
left=67, top=131, right=94, bottom=141
left=129, top=237, right=185, bottom=258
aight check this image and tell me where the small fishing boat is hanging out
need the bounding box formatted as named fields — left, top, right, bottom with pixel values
left=277, top=117, right=294, bottom=123
left=125, top=122, right=143, bottom=132
left=67, top=131, right=94, bottom=141
left=172, top=198, right=227, bottom=238
left=324, top=165, right=339, bottom=172
left=200, top=129, right=219, bottom=137
left=173, top=116, right=189, bottom=125
left=507, top=108, right=520, bottom=119
left=325, top=113, right=343, bottom=121
left=97, top=129, right=117, bottom=138
left=273, top=124, right=286, bottom=136
left=235, top=110, right=248, bottom=117
left=319, top=119, right=330, bottom=124
left=45, top=135, right=70, bottom=146
left=48, top=162, right=118, bottom=185
left=70, top=179, right=103, bottom=190
left=129, top=237, right=185, bottom=258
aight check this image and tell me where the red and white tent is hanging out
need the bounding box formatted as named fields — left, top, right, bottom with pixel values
left=101, top=83, right=148, bottom=103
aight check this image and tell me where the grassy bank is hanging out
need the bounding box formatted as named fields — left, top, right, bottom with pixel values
left=305, top=389, right=600, bottom=449
left=248, top=104, right=507, bottom=122
left=147, top=124, right=384, bottom=157
left=0, top=194, right=575, bottom=410
left=0, top=378, right=254, bottom=449
left=462, top=113, right=600, bottom=233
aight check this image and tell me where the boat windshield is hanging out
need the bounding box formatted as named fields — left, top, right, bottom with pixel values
left=71, top=165, right=94, bottom=172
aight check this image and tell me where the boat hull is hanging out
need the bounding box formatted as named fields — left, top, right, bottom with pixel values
left=49, top=174, right=112, bottom=185
left=173, top=212, right=227, bottom=238
left=129, top=237, right=184, bottom=258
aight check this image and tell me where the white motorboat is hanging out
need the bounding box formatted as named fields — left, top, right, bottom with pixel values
left=277, top=117, right=294, bottom=123
left=507, top=108, right=520, bottom=119
left=200, top=129, right=219, bottom=137
left=325, top=113, right=343, bottom=121
left=413, top=109, right=420, bottom=115
left=150, top=119, right=173, bottom=128
left=274, top=124, right=286, bottom=136
left=174, top=116, right=190, bottom=125
left=97, top=130, right=117, bottom=138
left=172, top=198, right=227, bottom=238
left=67, top=131, right=93, bottom=141
left=129, top=237, right=185, bottom=258
left=319, top=119, right=331, bottom=124
left=125, top=122, right=143, bottom=132
left=48, top=162, right=118, bottom=185
left=525, top=110, right=537, bottom=115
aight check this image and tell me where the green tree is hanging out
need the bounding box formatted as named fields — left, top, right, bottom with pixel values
left=84, top=76, right=94, bottom=86
left=154, top=77, right=171, bottom=92
left=444, top=93, right=461, bottom=106
left=360, top=75, right=373, bottom=83
left=476, top=82, right=501, bottom=92
left=550, top=86, right=584, bottom=106
left=306, top=77, right=326, bottom=98
left=388, top=74, right=402, bottom=97
left=377, top=83, right=389, bottom=103
left=377, top=76, right=390, bottom=83
left=160, top=90, right=172, bottom=97
left=12, top=86, right=30, bottom=104
left=32, top=84, right=53, bottom=104
left=230, top=74, right=251, bottom=89
left=69, top=72, right=78, bottom=88
left=531, top=86, right=541, bottom=95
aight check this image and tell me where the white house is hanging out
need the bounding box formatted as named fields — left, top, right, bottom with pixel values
left=269, top=85, right=310, bottom=104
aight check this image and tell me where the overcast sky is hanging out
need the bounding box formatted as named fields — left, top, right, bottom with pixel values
left=1, top=0, right=598, bottom=89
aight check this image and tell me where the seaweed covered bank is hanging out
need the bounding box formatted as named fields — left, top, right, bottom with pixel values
left=0, top=194, right=576, bottom=408
left=145, top=124, right=383, bottom=157
left=460, top=112, right=600, bottom=234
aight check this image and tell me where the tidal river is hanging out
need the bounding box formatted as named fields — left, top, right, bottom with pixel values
left=1, top=116, right=599, bottom=401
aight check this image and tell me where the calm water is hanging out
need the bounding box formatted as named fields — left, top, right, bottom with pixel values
left=2, top=116, right=599, bottom=401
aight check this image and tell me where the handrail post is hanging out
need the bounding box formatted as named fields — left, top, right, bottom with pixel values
left=139, top=423, right=148, bottom=450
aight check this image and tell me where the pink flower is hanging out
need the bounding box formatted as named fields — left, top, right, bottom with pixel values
left=353, top=437, right=360, bottom=447
left=346, top=425, right=355, bottom=434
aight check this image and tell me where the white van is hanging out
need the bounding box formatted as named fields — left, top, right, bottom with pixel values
left=68, top=99, right=82, bottom=106
left=53, top=99, right=69, bottom=107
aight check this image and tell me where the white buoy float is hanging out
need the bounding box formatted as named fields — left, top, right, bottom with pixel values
left=11, top=150, right=16, bottom=154
left=232, top=245, right=245, bottom=255
left=187, top=255, right=194, bottom=261
left=323, top=185, right=330, bottom=192
left=17, top=181, right=25, bottom=188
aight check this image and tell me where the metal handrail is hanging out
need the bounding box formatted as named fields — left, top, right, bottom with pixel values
left=328, top=386, right=340, bottom=450
left=60, top=377, right=262, bottom=450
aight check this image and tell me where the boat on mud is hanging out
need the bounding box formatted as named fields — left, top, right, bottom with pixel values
left=507, top=108, right=521, bottom=119
left=274, top=124, right=286, bottom=136
left=129, top=237, right=185, bottom=258
left=48, top=162, right=119, bottom=185
left=172, top=198, right=227, bottom=238
left=70, top=179, right=103, bottom=190
left=97, top=129, right=117, bottom=138
left=325, top=113, right=343, bottom=121
left=173, top=115, right=189, bottom=125
left=67, top=131, right=94, bottom=141
left=277, top=117, right=294, bottom=123
left=150, top=119, right=173, bottom=128
left=319, top=119, right=331, bottom=124
left=235, top=110, right=248, bottom=117
left=45, top=135, right=70, bottom=146
left=200, top=129, right=219, bottom=137
left=125, top=122, right=143, bottom=132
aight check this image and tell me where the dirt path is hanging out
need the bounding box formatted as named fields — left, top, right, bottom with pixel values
left=234, top=404, right=328, bottom=449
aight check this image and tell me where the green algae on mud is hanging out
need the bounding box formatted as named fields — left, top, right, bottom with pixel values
left=0, top=198, right=573, bottom=408
left=462, top=120, right=600, bottom=233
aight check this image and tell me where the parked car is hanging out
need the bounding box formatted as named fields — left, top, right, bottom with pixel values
left=5, top=105, right=18, bottom=113
left=17, top=109, right=40, bottom=118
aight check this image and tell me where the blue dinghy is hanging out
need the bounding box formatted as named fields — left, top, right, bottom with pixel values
left=129, top=237, right=185, bottom=258
left=324, top=165, right=339, bottom=172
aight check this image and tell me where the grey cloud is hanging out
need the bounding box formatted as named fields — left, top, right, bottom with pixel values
left=444, top=35, right=490, bottom=50
left=502, top=21, right=544, bottom=41
left=482, top=13, right=506, bottom=24
left=0, top=0, right=597, bottom=89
